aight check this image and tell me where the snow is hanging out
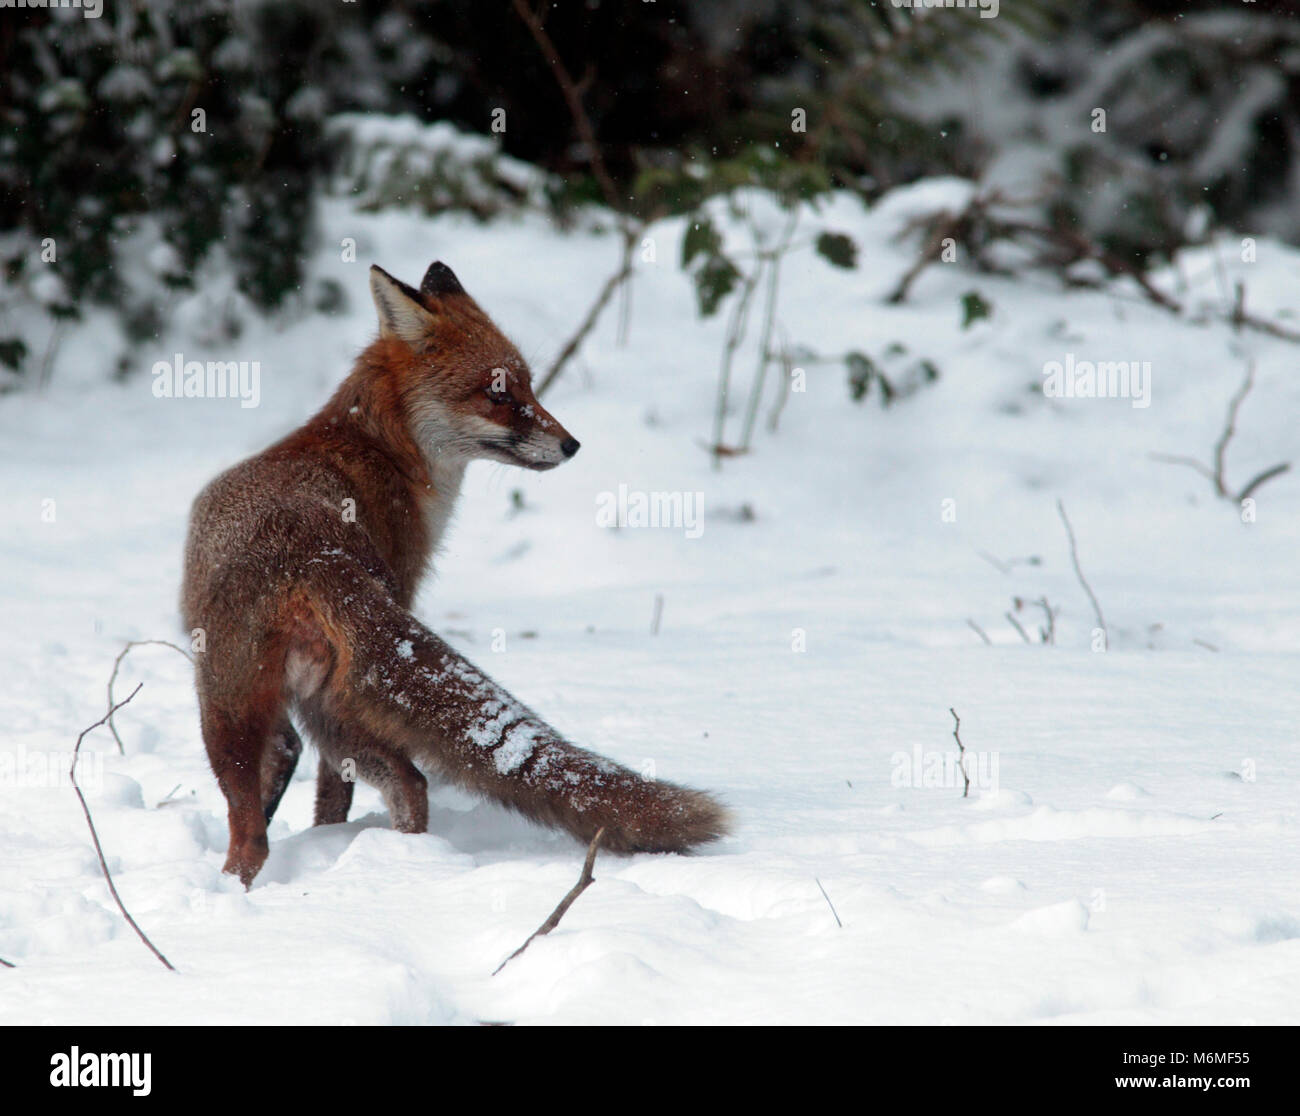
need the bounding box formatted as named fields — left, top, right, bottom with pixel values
left=2, top=148, right=1299, bottom=1024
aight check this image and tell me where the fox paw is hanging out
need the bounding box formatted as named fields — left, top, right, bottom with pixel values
left=222, top=838, right=268, bottom=890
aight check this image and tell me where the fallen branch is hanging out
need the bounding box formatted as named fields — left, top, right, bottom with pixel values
left=493, top=827, right=605, bottom=976
left=815, top=878, right=843, bottom=928
left=0, top=956, right=14, bottom=968
left=1056, top=500, right=1106, bottom=643
left=107, top=639, right=194, bottom=754
left=1149, top=360, right=1290, bottom=503
left=949, top=707, right=970, bottom=798
left=965, top=618, right=992, bottom=645
left=71, top=683, right=176, bottom=971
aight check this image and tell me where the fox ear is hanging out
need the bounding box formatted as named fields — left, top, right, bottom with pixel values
left=421, top=261, right=465, bottom=297
left=370, top=265, right=439, bottom=345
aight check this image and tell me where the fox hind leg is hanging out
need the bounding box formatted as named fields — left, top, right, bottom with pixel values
left=313, top=755, right=355, bottom=826
left=348, top=742, right=428, bottom=833
left=200, top=694, right=286, bottom=888
left=299, top=698, right=429, bottom=834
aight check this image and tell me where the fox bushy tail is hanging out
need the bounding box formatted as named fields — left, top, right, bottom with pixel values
left=307, top=561, right=729, bottom=853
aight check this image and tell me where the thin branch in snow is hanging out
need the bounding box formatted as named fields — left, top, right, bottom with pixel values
left=1149, top=360, right=1290, bottom=503
left=1213, top=360, right=1256, bottom=497
left=494, top=827, right=605, bottom=976
left=650, top=592, right=664, bottom=636
left=0, top=956, right=14, bottom=969
left=1056, top=500, right=1106, bottom=642
left=966, top=618, right=992, bottom=645
left=949, top=707, right=970, bottom=798
left=1032, top=596, right=1058, bottom=645
left=978, top=550, right=1011, bottom=574
left=1004, top=611, right=1032, bottom=644
left=815, top=878, right=843, bottom=928
left=1147, top=452, right=1216, bottom=483
left=107, top=639, right=194, bottom=754
left=71, top=683, right=176, bottom=972
left=1238, top=463, right=1291, bottom=502
left=536, top=231, right=637, bottom=396
left=1227, top=281, right=1300, bottom=345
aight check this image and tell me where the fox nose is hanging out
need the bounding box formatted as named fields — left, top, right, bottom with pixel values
left=560, top=437, right=580, bottom=458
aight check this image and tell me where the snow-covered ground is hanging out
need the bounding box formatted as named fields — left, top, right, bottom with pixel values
left=2, top=165, right=1299, bottom=1024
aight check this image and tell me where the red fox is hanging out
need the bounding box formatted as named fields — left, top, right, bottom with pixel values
left=181, top=262, right=728, bottom=886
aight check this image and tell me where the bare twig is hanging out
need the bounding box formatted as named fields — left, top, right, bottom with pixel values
left=1147, top=452, right=1216, bottom=483
left=966, top=618, right=992, bottom=645
left=740, top=209, right=800, bottom=452
left=949, top=707, right=970, bottom=798
left=1238, top=462, right=1292, bottom=503
left=765, top=328, right=795, bottom=434
left=1212, top=361, right=1256, bottom=498
left=510, top=0, right=641, bottom=397
left=71, top=684, right=176, bottom=971
left=711, top=251, right=763, bottom=469
left=1056, top=500, right=1106, bottom=642
left=1227, top=282, right=1300, bottom=343
left=890, top=196, right=1300, bottom=347
left=1149, top=360, right=1290, bottom=503
left=1232, top=310, right=1300, bottom=344
left=979, top=551, right=1042, bottom=575
left=1004, top=611, right=1032, bottom=644
left=887, top=209, right=963, bottom=304
left=815, top=878, right=843, bottom=928
left=37, top=322, right=63, bottom=390
left=1032, top=596, right=1057, bottom=645
left=107, top=639, right=194, bottom=754
left=510, top=0, right=619, bottom=212
left=493, top=827, right=605, bottom=975
left=536, top=230, right=637, bottom=397
left=0, top=956, right=14, bottom=968
left=978, top=550, right=1010, bottom=574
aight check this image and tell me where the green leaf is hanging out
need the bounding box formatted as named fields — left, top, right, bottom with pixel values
left=816, top=231, right=858, bottom=269
left=682, top=217, right=723, bottom=269
left=960, top=290, right=992, bottom=329
left=694, top=255, right=741, bottom=318
left=0, top=337, right=29, bottom=373
left=845, top=351, right=879, bottom=401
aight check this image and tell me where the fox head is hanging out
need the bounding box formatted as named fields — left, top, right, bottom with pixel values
left=369, top=262, right=579, bottom=472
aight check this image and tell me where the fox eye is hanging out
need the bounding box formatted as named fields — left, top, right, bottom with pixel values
left=485, top=386, right=511, bottom=405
